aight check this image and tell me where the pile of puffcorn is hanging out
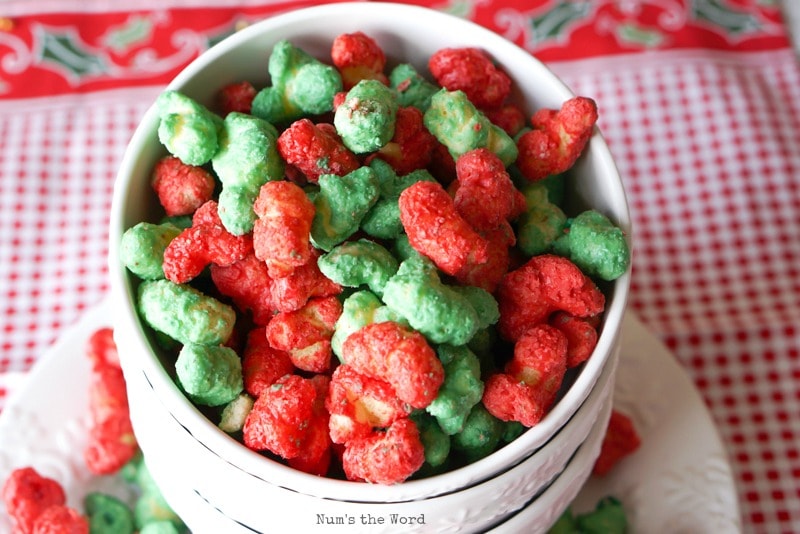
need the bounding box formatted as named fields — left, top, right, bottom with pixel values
left=120, top=31, right=630, bottom=485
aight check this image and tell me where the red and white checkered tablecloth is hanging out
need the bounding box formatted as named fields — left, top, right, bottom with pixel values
left=1, top=1, right=799, bottom=532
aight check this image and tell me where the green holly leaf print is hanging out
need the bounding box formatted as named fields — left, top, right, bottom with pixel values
left=618, top=22, right=666, bottom=48
left=529, top=1, right=592, bottom=46
left=207, top=23, right=242, bottom=50
left=103, top=15, right=154, bottom=53
left=691, top=0, right=763, bottom=36
left=437, top=0, right=474, bottom=19
left=37, top=27, right=107, bottom=79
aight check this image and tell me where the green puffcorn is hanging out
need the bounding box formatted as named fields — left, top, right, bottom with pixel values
left=467, top=326, right=499, bottom=377
left=424, top=88, right=517, bottom=167
left=391, top=233, right=419, bottom=263
left=211, top=112, right=284, bottom=235
left=553, top=209, right=630, bottom=281
left=310, top=166, right=380, bottom=251
left=508, top=160, right=567, bottom=207
left=426, top=345, right=484, bottom=435
left=389, top=63, right=439, bottom=111
left=451, top=403, right=504, bottom=462
left=361, top=159, right=437, bottom=239
left=330, top=290, right=409, bottom=361
left=502, top=420, right=526, bottom=443
left=410, top=411, right=451, bottom=468
left=538, top=172, right=567, bottom=207
left=160, top=214, right=193, bottom=230
left=251, top=39, right=342, bottom=125
left=516, top=182, right=568, bottom=257
left=137, top=279, right=235, bottom=346
left=372, top=305, right=407, bottom=327
left=119, top=450, right=143, bottom=485
left=134, top=491, right=183, bottom=532
left=575, top=497, right=628, bottom=534
left=84, top=492, right=135, bottom=534
left=549, top=497, right=628, bottom=534
left=382, top=257, right=479, bottom=346
left=175, top=343, right=243, bottom=406
left=548, top=509, right=579, bottom=534
left=451, top=285, right=499, bottom=332
left=334, top=79, right=399, bottom=154
left=120, top=222, right=181, bottom=280
left=318, top=239, right=399, bottom=296
left=331, top=290, right=383, bottom=360
left=156, top=90, right=222, bottom=166
left=394, top=252, right=440, bottom=282
left=129, top=457, right=186, bottom=533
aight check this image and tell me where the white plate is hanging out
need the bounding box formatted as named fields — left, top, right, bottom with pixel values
left=0, top=301, right=740, bottom=533
left=570, top=313, right=742, bottom=533
left=0, top=298, right=137, bottom=532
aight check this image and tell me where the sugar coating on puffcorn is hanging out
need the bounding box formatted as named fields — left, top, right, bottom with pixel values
left=553, top=209, right=630, bottom=281
left=361, top=159, right=437, bottom=240
left=251, top=39, right=342, bottom=125
left=317, top=239, right=398, bottom=296
left=156, top=90, right=222, bottom=166
left=334, top=79, right=398, bottom=154
left=175, top=343, right=243, bottom=407
left=137, top=279, right=236, bottom=346
left=120, top=222, right=181, bottom=280
left=310, top=166, right=380, bottom=251
left=426, top=344, right=485, bottom=435
left=424, top=89, right=517, bottom=167
left=212, top=112, right=285, bottom=235
left=382, top=257, right=480, bottom=346
left=390, top=63, right=439, bottom=111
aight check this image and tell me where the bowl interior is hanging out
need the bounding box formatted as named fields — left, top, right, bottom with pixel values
left=109, top=1, right=631, bottom=503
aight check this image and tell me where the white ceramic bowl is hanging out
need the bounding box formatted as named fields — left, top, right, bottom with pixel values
left=489, top=379, right=614, bottom=534
left=109, top=0, right=631, bottom=525
left=125, top=328, right=618, bottom=533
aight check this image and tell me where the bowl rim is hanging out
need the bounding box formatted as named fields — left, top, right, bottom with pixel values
left=109, top=1, right=632, bottom=503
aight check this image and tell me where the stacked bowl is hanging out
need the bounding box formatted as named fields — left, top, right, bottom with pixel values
left=109, top=3, right=631, bottom=533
